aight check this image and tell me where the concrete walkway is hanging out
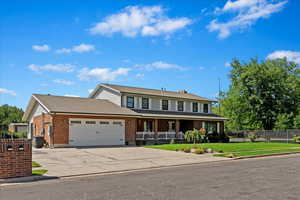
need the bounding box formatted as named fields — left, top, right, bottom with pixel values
left=33, top=147, right=230, bottom=177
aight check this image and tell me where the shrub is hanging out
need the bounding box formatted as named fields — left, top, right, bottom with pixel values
left=184, top=129, right=204, bottom=143
left=294, top=136, right=300, bottom=144
left=219, top=133, right=230, bottom=143
left=183, top=147, right=191, bottom=153
left=248, top=132, right=257, bottom=142
left=206, top=131, right=219, bottom=143
left=194, top=148, right=205, bottom=154
left=169, top=139, right=176, bottom=144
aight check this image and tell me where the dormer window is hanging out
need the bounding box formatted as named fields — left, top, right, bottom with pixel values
left=142, top=98, right=149, bottom=109
left=177, top=101, right=184, bottom=111
left=127, top=96, right=134, bottom=108
left=193, top=102, right=198, bottom=112
left=203, top=104, right=208, bottom=113
left=162, top=100, right=168, bottom=110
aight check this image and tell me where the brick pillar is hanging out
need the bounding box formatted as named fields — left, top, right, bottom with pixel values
left=175, top=120, right=180, bottom=138
left=154, top=119, right=158, bottom=139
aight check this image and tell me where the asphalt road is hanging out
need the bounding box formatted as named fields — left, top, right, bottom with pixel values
left=1, top=154, right=300, bottom=200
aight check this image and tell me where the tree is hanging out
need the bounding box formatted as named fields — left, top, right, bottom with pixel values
left=0, top=104, right=24, bottom=132
left=217, top=58, right=300, bottom=130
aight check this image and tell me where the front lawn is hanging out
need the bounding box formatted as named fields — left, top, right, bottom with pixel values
left=32, top=161, right=41, bottom=168
left=146, top=142, right=300, bottom=158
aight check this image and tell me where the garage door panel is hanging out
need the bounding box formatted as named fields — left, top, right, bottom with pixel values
left=69, top=119, right=125, bottom=146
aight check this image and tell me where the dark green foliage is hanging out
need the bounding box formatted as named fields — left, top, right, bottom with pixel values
left=215, top=58, right=300, bottom=130
left=0, top=104, right=24, bottom=132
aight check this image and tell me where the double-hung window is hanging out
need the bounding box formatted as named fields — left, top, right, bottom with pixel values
left=177, top=101, right=184, bottom=111
left=203, top=104, right=209, bottom=113
left=162, top=100, right=169, bottom=110
left=142, top=98, right=149, bottom=109
left=127, top=96, right=134, bottom=108
left=192, top=102, right=198, bottom=112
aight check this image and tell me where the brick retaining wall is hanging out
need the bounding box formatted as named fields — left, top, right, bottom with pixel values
left=0, top=139, right=32, bottom=179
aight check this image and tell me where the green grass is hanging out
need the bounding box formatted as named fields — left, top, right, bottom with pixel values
left=32, top=161, right=41, bottom=168
left=32, top=169, right=48, bottom=176
left=146, top=142, right=300, bottom=158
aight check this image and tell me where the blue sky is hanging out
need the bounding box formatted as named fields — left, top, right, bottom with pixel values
left=1, top=0, right=300, bottom=110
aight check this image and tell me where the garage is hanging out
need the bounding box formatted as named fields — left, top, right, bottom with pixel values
left=69, top=118, right=125, bottom=147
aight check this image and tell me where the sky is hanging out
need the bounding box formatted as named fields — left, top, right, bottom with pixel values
left=1, top=0, right=300, bottom=110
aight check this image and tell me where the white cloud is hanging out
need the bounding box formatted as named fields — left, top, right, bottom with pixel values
left=199, top=66, right=205, bottom=70
left=208, top=0, right=287, bottom=39
left=53, top=79, right=74, bottom=86
left=64, top=94, right=80, bottom=97
left=78, top=67, right=130, bottom=81
left=56, top=43, right=95, bottom=54
left=55, top=48, right=72, bottom=54
left=72, top=43, right=95, bottom=53
left=0, top=88, right=16, bottom=96
left=136, top=73, right=145, bottom=79
left=28, top=64, right=75, bottom=73
left=88, top=89, right=94, bottom=94
left=89, top=5, right=192, bottom=38
left=267, top=50, right=300, bottom=64
left=135, top=61, right=187, bottom=71
left=32, top=44, right=50, bottom=52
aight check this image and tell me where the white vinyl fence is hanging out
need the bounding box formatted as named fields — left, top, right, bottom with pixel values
left=227, top=129, right=300, bottom=143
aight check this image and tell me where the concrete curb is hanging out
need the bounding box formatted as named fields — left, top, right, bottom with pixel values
left=0, top=175, right=58, bottom=184
left=234, top=151, right=300, bottom=160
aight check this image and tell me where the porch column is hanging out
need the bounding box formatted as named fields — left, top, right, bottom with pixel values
left=202, top=122, right=205, bottom=129
left=175, top=120, right=180, bottom=138
left=154, top=119, right=158, bottom=139
left=217, top=122, right=220, bottom=133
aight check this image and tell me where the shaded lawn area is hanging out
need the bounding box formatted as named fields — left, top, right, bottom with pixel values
left=146, top=142, right=300, bottom=157
left=32, top=161, right=41, bottom=168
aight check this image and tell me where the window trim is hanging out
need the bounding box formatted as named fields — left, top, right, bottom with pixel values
left=126, top=96, right=134, bottom=108
left=162, top=99, right=169, bottom=110
left=142, top=97, right=149, bottom=109
left=192, top=102, right=198, bottom=112
left=177, top=101, right=184, bottom=112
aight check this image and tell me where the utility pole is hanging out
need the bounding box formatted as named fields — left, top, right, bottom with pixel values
left=218, top=78, right=221, bottom=114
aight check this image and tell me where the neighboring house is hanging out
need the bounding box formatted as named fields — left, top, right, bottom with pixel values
left=23, top=84, right=227, bottom=147
left=8, top=123, right=28, bottom=133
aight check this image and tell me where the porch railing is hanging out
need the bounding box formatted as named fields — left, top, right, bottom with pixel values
left=136, top=131, right=184, bottom=140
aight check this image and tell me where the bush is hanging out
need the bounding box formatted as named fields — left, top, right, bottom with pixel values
left=182, top=147, right=191, bottom=153
left=248, top=132, right=257, bottom=142
left=206, top=131, right=219, bottom=143
left=169, top=139, right=176, bottom=144
left=219, top=133, right=230, bottom=143
left=184, top=129, right=205, bottom=143
left=294, top=136, right=300, bottom=144
left=194, top=148, right=205, bottom=154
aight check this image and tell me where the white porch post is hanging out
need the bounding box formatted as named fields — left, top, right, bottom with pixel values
left=202, top=122, right=205, bottom=129
left=217, top=122, right=220, bottom=133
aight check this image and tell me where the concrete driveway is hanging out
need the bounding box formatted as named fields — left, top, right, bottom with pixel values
left=33, top=147, right=229, bottom=177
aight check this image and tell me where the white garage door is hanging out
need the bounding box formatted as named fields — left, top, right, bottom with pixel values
left=69, top=119, right=125, bottom=146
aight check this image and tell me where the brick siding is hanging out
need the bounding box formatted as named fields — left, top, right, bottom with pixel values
left=0, top=139, right=32, bottom=179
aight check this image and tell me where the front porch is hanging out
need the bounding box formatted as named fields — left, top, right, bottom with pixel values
left=135, top=118, right=223, bottom=144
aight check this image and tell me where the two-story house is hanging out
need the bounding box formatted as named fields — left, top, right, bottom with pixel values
left=23, top=84, right=227, bottom=147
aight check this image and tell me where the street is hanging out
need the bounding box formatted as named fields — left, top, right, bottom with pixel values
left=1, top=154, right=300, bottom=200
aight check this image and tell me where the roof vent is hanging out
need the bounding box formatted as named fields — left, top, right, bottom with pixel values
left=178, top=90, right=188, bottom=94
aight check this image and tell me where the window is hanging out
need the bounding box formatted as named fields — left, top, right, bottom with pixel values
left=70, top=120, right=81, bottom=124
left=127, top=96, right=134, bottom=108
left=162, top=100, right=168, bottom=110
left=142, top=98, right=149, bottom=109
left=100, top=121, right=109, bottom=125
left=203, top=104, right=209, bottom=113
left=193, top=102, right=198, bottom=112
left=168, top=121, right=176, bottom=131
left=205, top=122, right=217, bottom=133
left=86, top=121, right=96, bottom=124
left=113, top=121, right=122, bottom=126
left=177, top=101, right=184, bottom=111
left=143, top=120, right=153, bottom=132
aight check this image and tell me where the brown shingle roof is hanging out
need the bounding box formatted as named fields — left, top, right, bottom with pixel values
left=32, top=94, right=138, bottom=116
left=101, top=84, right=215, bottom=102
